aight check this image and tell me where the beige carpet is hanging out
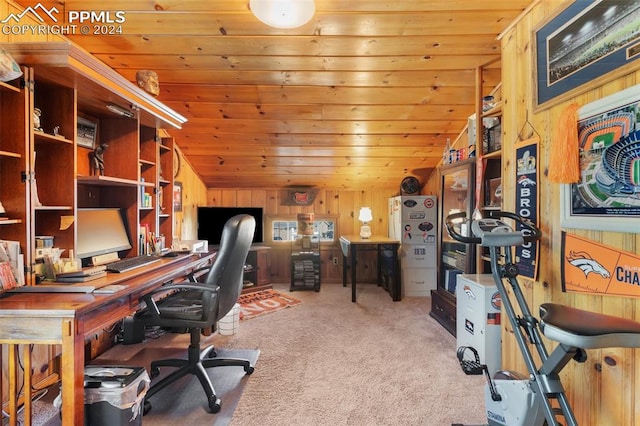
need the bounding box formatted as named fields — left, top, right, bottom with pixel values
left=224, top=282, right=486, bottom=425
left=34, top=282, right=486, bottom=425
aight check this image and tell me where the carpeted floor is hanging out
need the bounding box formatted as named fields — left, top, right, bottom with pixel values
left=32, top=282, right=486, bottom=425
left=226, top=282, right=486, bottom=425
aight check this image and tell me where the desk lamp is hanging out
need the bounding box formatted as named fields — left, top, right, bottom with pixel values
left=359, top=207, right=373, bottom=239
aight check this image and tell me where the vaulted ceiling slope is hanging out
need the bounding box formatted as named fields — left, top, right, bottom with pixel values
left=14, top=0, right=532, bottom=190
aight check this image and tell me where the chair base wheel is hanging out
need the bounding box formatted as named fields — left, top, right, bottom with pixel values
left=150, top=366, right=160, bottom=378
left=209, top=396, right=221, bottom=413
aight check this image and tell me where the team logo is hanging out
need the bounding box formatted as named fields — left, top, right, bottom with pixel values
left=566, top=251, right=611, bottom=278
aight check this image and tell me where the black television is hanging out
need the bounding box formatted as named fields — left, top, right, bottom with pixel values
left=197, top=207, right=264, bottom=245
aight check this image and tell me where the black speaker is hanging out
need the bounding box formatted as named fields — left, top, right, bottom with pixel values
left=122, top=316, right=145, bottom=345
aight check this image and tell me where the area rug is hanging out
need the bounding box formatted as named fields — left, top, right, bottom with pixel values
left=238, top=289, right=301, bottom=320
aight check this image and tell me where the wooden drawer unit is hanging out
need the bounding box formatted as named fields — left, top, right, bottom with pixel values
left=430, top=289, right=456, bottom=336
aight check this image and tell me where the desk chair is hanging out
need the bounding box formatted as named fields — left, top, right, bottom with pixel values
left=137, top=214, right=255, bottom=413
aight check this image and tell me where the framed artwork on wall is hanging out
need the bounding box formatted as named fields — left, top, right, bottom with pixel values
left=534, top=0, right=640, bottom=110
left=173, top=182, right=182, bottom=212
left=560, top=83, right=640, bottom=232
left=77, top=117, right=97, bottom=149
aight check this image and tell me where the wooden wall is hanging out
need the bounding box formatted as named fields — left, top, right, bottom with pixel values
left=204, top=188, right=400, bottom=284
left=425, top=1, right=640, bottom=424
left=173, top=146, right=207, bottom=240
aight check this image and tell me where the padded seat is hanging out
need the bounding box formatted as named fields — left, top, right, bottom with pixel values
left=540, top=303, right=640, bottom=349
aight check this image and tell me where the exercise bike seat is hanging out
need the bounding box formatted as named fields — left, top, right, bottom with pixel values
left=540, top=303, right=640, bottom=349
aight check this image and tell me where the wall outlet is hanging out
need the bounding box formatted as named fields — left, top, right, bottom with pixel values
left=332, top=257, right=339, bottom=265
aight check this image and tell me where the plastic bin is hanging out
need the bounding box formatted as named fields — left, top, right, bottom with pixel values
left=83, top=366, right=150, bottom=426
left=217, top=302, right=240, bottom=335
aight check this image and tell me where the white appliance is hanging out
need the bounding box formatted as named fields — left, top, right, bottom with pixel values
left=456, top=274, right=502, bottom=377
left=388, top=195, right=437, bottom=296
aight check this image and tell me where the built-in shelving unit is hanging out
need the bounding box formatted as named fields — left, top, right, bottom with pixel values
left=3, top=41, right=187, bottom=282
left=431, top=63, right=504, bottom=335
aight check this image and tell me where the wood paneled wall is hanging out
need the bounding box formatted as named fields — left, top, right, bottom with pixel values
left=173, top=146, right=207, bottom=240
left=204, top=188, right=399, bottom=284
left=432, top=1, right=640, bottom=424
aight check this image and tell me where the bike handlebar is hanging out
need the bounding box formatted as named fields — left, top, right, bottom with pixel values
left=445, top=210, right=541, bottom=245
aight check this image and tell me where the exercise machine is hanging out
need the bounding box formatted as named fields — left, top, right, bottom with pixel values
left=446, top=210, right=640, bottom=426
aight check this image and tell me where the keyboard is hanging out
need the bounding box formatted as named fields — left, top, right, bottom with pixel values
left=105, top=255, right=161, bottom=273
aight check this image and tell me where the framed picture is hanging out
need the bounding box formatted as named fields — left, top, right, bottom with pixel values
left=534, top=0, right=640, bottom=110
left=77, top=117, right=97, bottom=149
left=173, top=182, right=182, bottom=212
left=560, top=83, right=640, bottom=232
left=485, top=177, right=502, bottom=207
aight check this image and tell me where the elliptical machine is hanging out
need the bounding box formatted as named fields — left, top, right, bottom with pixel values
left=446, top=210, right=640, bottom=426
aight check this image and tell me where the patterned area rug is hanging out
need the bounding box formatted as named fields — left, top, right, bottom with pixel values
left=238, top=289, right=302, bottom=320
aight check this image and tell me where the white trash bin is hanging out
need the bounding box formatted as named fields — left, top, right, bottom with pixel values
left=217, top=302, right=240, bottom=335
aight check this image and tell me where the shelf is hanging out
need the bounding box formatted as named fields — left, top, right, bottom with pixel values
left=0, top=80, right=20, bottom=92
left=34, top=205, right=73, bottom=211
left=0, top=219, right=22, bottom=225
left=139, top=180, right=155, bottom=188
left=482, top=149, right=502, bottom=159
left=0, top=150, right=22, bottom=158
left=33, top=130, right=73, bottom=144
left=481, top=101, right=503, bottom=118
left=77, top=175, right=139, bottom=187
left=139, top=159, right=155, bottom=167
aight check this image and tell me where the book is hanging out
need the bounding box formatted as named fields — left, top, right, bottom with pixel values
left=0, top=261, right=18, bottom=290
left=55, top=265, right=107, bottom=278
left=56, top=271, right=107, bottom=283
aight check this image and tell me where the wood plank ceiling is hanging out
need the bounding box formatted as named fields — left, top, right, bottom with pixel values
left=14, top=0, right=532, bottom=190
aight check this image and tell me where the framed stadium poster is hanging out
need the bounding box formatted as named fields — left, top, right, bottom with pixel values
left=560, top=83, right=640, bottom=232
left=534, top=0, right=640, bottom=110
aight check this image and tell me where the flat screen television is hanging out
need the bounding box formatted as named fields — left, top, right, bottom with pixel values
left=197, top=207, right=263, bottom=245
left=76, top=208, right=132, bottom=259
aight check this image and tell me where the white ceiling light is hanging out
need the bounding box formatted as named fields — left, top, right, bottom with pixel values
left=249, top=0, right=315, bottom=29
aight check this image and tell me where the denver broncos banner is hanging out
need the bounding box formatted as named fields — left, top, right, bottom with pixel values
left=562, top=232, right=640, bottom=297
left=515, top=138, right=539, bottom=279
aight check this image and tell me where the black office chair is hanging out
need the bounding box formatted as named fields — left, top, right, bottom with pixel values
left=137, top=214, right=256, bottom=413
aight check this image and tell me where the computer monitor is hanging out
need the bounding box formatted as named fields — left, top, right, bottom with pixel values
left=76, top=208, right=132, bottom=259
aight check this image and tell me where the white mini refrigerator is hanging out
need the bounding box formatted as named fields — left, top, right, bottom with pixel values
left=388, top=195, right=437, bottom=297
left=456, top=274, right=502, bottom=377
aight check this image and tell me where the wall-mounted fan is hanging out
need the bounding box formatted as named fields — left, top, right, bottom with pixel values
left=400, top=176, right=421, bottom=195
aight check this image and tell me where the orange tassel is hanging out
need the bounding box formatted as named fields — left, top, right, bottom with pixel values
left=548, top=103, right=580, bottom=183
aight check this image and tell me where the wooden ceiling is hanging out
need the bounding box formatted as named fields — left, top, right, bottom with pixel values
left=14, top=0, right=532, bottom=190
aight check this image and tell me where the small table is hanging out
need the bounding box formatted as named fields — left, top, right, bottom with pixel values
left=339, top=235, right=400, bottom=302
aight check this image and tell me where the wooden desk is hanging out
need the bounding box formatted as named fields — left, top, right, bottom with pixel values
left=339, top=235, right=400, bottom=303
left=0, top=252, right=215, bottom=426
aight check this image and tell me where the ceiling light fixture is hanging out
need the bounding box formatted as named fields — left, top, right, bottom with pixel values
left=249, top=0, right=315, bottom=29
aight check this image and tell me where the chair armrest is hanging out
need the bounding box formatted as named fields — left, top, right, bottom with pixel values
left=185, top=265, right=211, bottom=283
left=139, top=282, right=220, bottom=323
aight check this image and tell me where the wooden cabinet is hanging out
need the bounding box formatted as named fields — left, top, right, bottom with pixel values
left=430, top=160, right=476, bottom=336
left=242, top=246, right=272, bottom=293
left=4, top=42, right=186, bottom=278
